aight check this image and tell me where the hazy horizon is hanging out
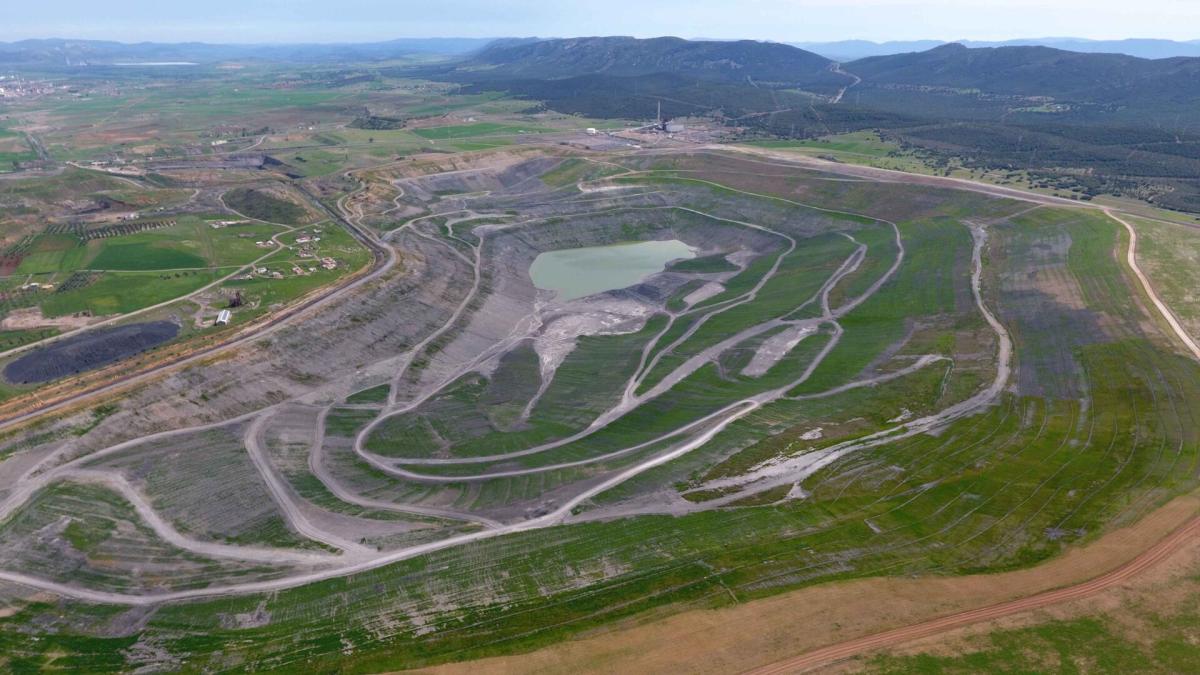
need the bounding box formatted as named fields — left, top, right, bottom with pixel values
left=3, top=35, right=1200, bottom=47
left=4, top=0, right=1199, bottom=44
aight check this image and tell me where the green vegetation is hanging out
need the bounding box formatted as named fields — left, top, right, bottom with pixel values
left=413, top=122, right=553, bottom=140
left=0, top=124, right=37, bottom=169
left=867, top=616, right=1200, bottom=673
left=13, top=234, right=88, bottom=274
left=0, top=216, right=290, bottom=320
left=349, top=115, right=407, bottom=130
left=41, top=270, right=216, bottom=317
left=667, top=253, right=738, bottom=273
left=88, top=242, right=206, bottom=271
left=346, top=384, right=390, bottom=404
left=0, top=328, right=59, bottom=351
left=1127, top=213, right=1200, bottom=339
left=638, top=231, right=860, bottom=393
left=367, top=316, right=666, bottom=461
left=223, top=187, right=312, bottom=225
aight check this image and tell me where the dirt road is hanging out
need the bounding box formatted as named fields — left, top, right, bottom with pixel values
left=745, top=513, right=1200, bottom=674
left=0, top=145, right=1191, bottom=625
left=1105, top=207, right=1200, bottom=361
left=828, top=64, right=861, bottom=104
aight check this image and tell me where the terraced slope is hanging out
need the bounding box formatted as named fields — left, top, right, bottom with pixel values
left=0, top=149, right=1195, bottom=672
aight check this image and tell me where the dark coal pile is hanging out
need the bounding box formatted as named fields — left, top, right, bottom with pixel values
left=4, top=321, right=180, bottom=384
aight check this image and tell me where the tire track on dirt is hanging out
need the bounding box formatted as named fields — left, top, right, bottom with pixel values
left=743, top=514, right=1200, bottom=674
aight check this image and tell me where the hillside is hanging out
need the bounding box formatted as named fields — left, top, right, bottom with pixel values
left=848, top=43, right=1200, bottom=102
left=433, top=37, right=1200, bottom=212
left=468, top=36, right=840, bottom=87
left=796, top=38, right=1200, bottom=61
left=424, top=36, right=853, bottom=120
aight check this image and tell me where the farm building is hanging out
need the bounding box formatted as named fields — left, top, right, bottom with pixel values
left=215, top=309, right=232, bottom=326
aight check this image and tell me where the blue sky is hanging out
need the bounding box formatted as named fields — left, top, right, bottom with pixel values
left=5, top=0, right=1199, bottom=43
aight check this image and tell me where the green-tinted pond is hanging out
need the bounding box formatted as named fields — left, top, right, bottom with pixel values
left=529, top=239, right=694, bottom=301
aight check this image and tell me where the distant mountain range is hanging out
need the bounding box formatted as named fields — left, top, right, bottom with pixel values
left=438, top=36, right=1200, bottom=113
left=793, top=38, right=1200, bottom=62
left=3, top=35, right=1198, bottom=68
left=6, top=33, right=1200, bottom=209
left=0, top=37, right=499, bottom=66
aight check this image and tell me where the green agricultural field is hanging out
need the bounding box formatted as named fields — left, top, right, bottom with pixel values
left=88, top=242, right=206, bottom=270
left=413, top=122, right=554, bottom=140
left=1, top=216, right=291, bottom=320
left=39, top=270, right=217, bottom=317
left=404, top=92, right=509, bottom=116
left=14, top=234, right=89, bottom=275
left=0, top=124, right=37, bottom=169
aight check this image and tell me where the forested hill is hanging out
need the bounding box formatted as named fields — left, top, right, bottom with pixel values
left=848, top=43, right=1200, bottom=103
left=468, top=36, right=841, bottom=87
left=433, top=37, right=1200, bottom=213
left=797, top=38, right=1200, bottom=61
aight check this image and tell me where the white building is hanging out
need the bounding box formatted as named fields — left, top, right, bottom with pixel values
left=215, top=309, right=232, bottom=326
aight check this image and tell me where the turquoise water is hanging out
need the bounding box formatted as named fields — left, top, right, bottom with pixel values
left=529, top=239, right=695, bottom=301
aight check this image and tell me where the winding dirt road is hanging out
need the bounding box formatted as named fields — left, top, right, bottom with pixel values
left=1106, top=207, right=1200, bottom=360
left=0, top=145, right=1195, bottom=637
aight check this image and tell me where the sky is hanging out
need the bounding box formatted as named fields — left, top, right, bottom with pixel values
left=4, top=0, right=1199, bottom=44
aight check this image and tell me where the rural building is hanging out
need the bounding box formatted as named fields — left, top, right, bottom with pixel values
left=215, top=309, right=232, bottom=326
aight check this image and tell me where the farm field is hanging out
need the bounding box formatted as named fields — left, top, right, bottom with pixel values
left=0, top=216, right=293, bottom=320
left=412, top=122, right=556, bottom=140
left=0, top=123, right=37, bottom=169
